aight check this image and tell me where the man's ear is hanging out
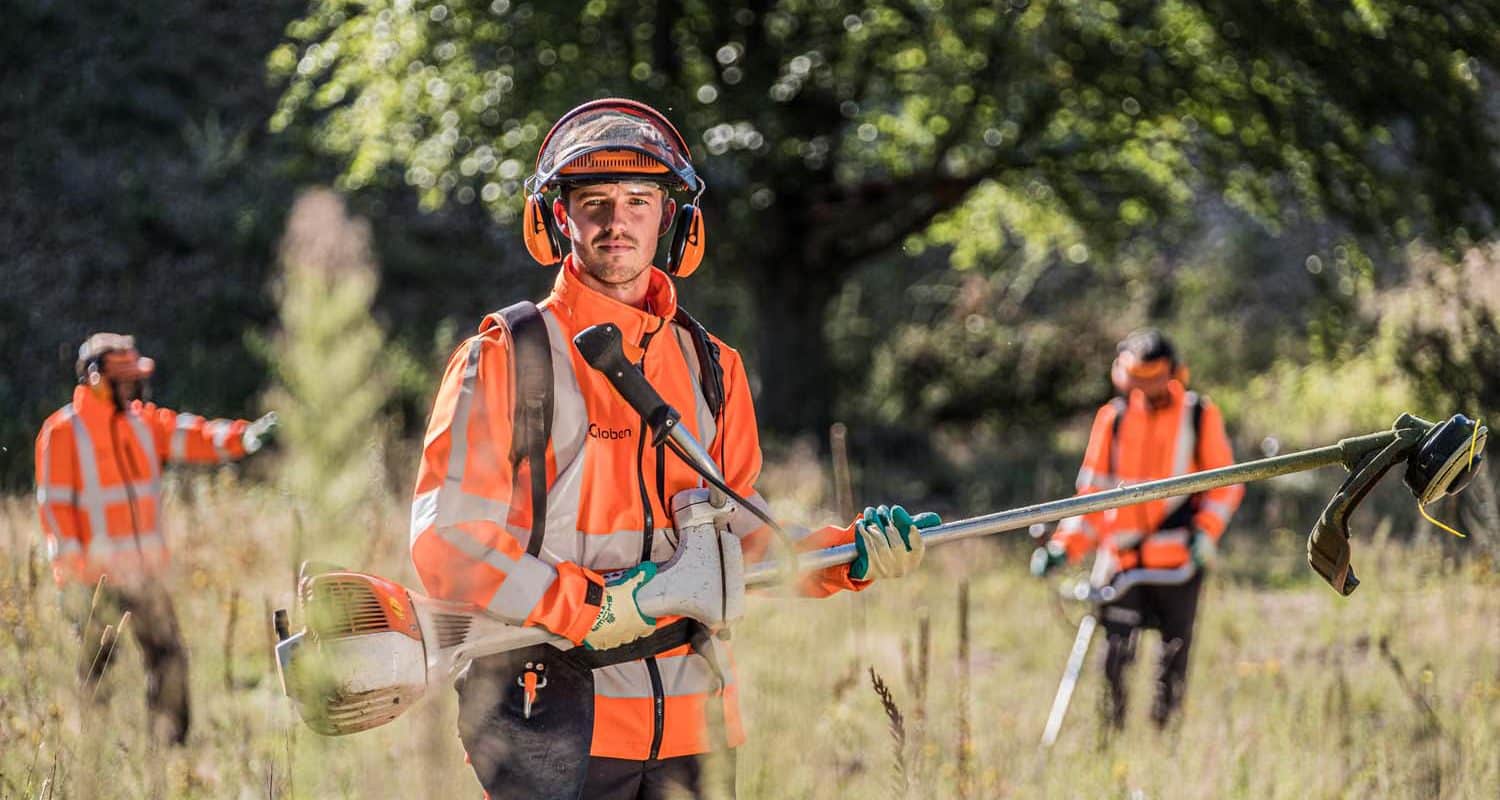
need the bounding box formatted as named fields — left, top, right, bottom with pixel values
left=660, top=197, right=678, bottom=234
left=552, top=197, right=570, bottom=239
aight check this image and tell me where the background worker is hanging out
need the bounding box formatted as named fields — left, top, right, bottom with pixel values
left=1033, top=329, right=1243, bottom=730
left=410, top=98, right=937, bottom=799
left=34, top=333, right=276, bottom=744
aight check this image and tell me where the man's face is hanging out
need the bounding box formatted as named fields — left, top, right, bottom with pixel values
left=1112, top=354, right=1174, bottom=408
left=99, top=349, right=153, bottom=405
left=554, top=182, right=674, bottom=286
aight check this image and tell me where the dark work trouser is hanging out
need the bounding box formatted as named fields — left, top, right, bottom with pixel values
left=1098, top=570, right=1203, bottom=730
left=457, top=646, right=735, bottom=799
left=74, top=580, right=191, bottom=744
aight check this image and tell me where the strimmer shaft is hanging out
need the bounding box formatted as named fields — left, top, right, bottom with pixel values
left=744, top=427, right=1413, bottom=587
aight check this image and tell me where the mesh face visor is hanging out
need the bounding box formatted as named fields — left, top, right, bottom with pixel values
left=527, top=106, right=700, bottom=195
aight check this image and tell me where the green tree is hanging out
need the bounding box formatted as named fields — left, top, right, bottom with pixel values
left=269, top=0, right=1500, bottom=434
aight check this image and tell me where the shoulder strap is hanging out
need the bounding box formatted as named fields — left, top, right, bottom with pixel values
left=496, top=301, right=553, bottom=558
left=1108, top=397, right=1127, bottom=479
left=672, top=307, right=725, bottom=420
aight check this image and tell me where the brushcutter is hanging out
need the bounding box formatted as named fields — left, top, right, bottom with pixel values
left=1036, top=563, right=1199, bottom=749
left=274, top=320, right=1487, bottom=735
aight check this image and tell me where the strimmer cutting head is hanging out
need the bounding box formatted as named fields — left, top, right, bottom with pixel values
left=1405, top=413, right=1487, bottom=505
left=274, top=568, right=555, bottom=735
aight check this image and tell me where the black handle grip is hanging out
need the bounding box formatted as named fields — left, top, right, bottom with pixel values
left=574, top=323, right=680, bottom=444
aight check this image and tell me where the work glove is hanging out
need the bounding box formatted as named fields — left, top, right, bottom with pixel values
left=243, top=411, right=279, bottom=454
left=1030, top=540, right=1068, bottom=578
left=1190, top=529, right=1218, bottom=568
left=584, top=563, right=658, bottom=650
left=848, top=505, right=940, bottom=581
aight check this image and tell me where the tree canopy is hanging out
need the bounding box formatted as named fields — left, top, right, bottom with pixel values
left=271, top=0, right=1500, bottom=431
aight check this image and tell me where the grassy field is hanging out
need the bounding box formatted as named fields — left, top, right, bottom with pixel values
left=1, top=463, right=1497, bottom=799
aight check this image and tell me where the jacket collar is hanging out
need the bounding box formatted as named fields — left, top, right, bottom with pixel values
left=71, top=384, right=122, bottom=424
left=545, top=255, right=677, bottom=361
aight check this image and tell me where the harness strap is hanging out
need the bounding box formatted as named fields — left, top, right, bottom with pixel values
left=497, top=302, right=553, bottom=558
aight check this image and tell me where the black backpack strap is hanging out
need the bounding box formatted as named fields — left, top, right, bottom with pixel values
left=671, top=307, right=725, bottom=420
left=496, top=301, right=553, bottom=558
left=1107, top=397, right=1127, bottom=479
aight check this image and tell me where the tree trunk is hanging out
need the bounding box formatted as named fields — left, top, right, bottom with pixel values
left=749, top=245, right=842, bottom=435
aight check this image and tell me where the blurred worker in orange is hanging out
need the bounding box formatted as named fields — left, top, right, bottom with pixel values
left=34, top=332, right=276, bottom=744
left=411, top=98, right=937, bottom=799
left=1034, top=329, right=1243, bottom=730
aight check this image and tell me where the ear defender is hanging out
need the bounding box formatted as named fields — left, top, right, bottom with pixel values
left=665, top=204, right=705, bottom=277
left=1175, top=364, right=1191, bottom=386
left=523, top=193, right=564, bottom=265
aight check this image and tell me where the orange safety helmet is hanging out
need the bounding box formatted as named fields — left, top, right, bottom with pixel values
left=523, top=98, right=706, bottom=277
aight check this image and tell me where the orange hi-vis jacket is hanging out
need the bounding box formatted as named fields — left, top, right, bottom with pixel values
left=35, top=385, right=252, bottom=585
left=411, top=257, right=867, bottom=761
left=1053, top=380, right=1243, bottom=572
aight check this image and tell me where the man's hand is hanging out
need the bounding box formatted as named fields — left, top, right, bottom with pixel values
left=584, top=563, right=658, bottom=650
left=1030, top=540, right=1068, bottom=578
left=1190, top=529, right=1218, bottom=568
left=848, top=505, right=940, bottom=581
left=243, top=412, right=279, bottom=454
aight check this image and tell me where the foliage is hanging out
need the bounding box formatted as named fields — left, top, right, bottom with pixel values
left=265, top=189, right=394, bottom=559
left=3, top=465, right=1499, bottom=798
left=268, top=0, right=1500, bottom=431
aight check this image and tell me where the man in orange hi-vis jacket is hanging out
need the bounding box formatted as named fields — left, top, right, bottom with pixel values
left=411, top=98, right=938, bottom=800
left=1034, top=329, right=1243, bottom=730
left=34, top=333, right=276, bottom=744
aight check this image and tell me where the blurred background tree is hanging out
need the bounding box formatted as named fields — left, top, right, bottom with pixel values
left=4, top=0, right=1499, bottom=512
left=268, top=0, right=1500, bottom=436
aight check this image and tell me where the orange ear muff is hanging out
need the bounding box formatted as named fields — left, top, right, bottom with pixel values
left=665, top=204, right=705, bottom=277
left=1175, top=364, right=1190, bottom=386
left=523, top=193, right=564, bottom=265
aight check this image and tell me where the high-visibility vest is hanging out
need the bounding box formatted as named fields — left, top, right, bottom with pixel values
left=411, top=257, right=866, bottom=760
left=35, top=385, right=251, bottom=585
left=1055, top=380, right=1243, bottom=571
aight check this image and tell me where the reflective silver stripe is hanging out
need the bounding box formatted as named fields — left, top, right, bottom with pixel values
left=87, top=530, right=166, bottom=558
left=1199, top=499, right=1235, bottom=522
left=1147, top=528, right=1191, bottom=546
left=1172, top=392, right=1199, bottom=476
left=66, top=407, right=108, bottom=543
left=574, top=527, right=678, bottom=571
left=170, top=413, right=202, bottom=462
left=485, top=556, right=558, bottom=625
left=37, top=484, right=75, bottom=505
left=206, top=420, right=234, bottom=462
left=412, top=487, right=512, bottom=534
left=1076, top=468, right=1115, bottom=491
left=49, top=536, right=82, bottom=558
left=593, top=653, right=730, bottom=698
left=1111, top=529, right=1144, bottom=548
left=434, top=524, right=521, bottom=575
left=673, top=323, right=718, bottom=449
left=125, top=413, right=160, bottom=472
left=541, top=310, right=587, bottom=564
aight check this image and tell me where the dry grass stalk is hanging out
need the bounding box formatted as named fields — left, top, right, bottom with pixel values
left=87, top=611, right=131, bottom=703
left=868, top=666, right=908, bottom=796
left=224, top=589, right=240, bottom=691
left=957, top=580, right=972, bottom=800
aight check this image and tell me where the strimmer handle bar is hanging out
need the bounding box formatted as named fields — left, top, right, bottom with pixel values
left=574, top=323, right=680, bottom=447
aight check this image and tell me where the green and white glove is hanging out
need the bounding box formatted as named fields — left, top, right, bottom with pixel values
left=584, top=563, right=658, bottom=650
left=1030, top=540, right=1068, bottom=578
left=1190, top=529, right=1218, bottom=568
left=848, top=505, right=941, bottom=581
left=243, top=411, right=279, bottom=454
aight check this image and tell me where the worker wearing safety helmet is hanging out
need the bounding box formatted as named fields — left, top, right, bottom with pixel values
left=34, top=333, right=277, bottom=744
left=410, top=98, right=938, bottom=799
left=1033, top=329, right=1243, bottom=730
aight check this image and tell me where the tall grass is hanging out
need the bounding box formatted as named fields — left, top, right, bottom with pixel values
left=1, top=460, right=1498, bottom=798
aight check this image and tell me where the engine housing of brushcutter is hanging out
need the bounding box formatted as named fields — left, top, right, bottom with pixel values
left=275, top=486, right=746, bottom=736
